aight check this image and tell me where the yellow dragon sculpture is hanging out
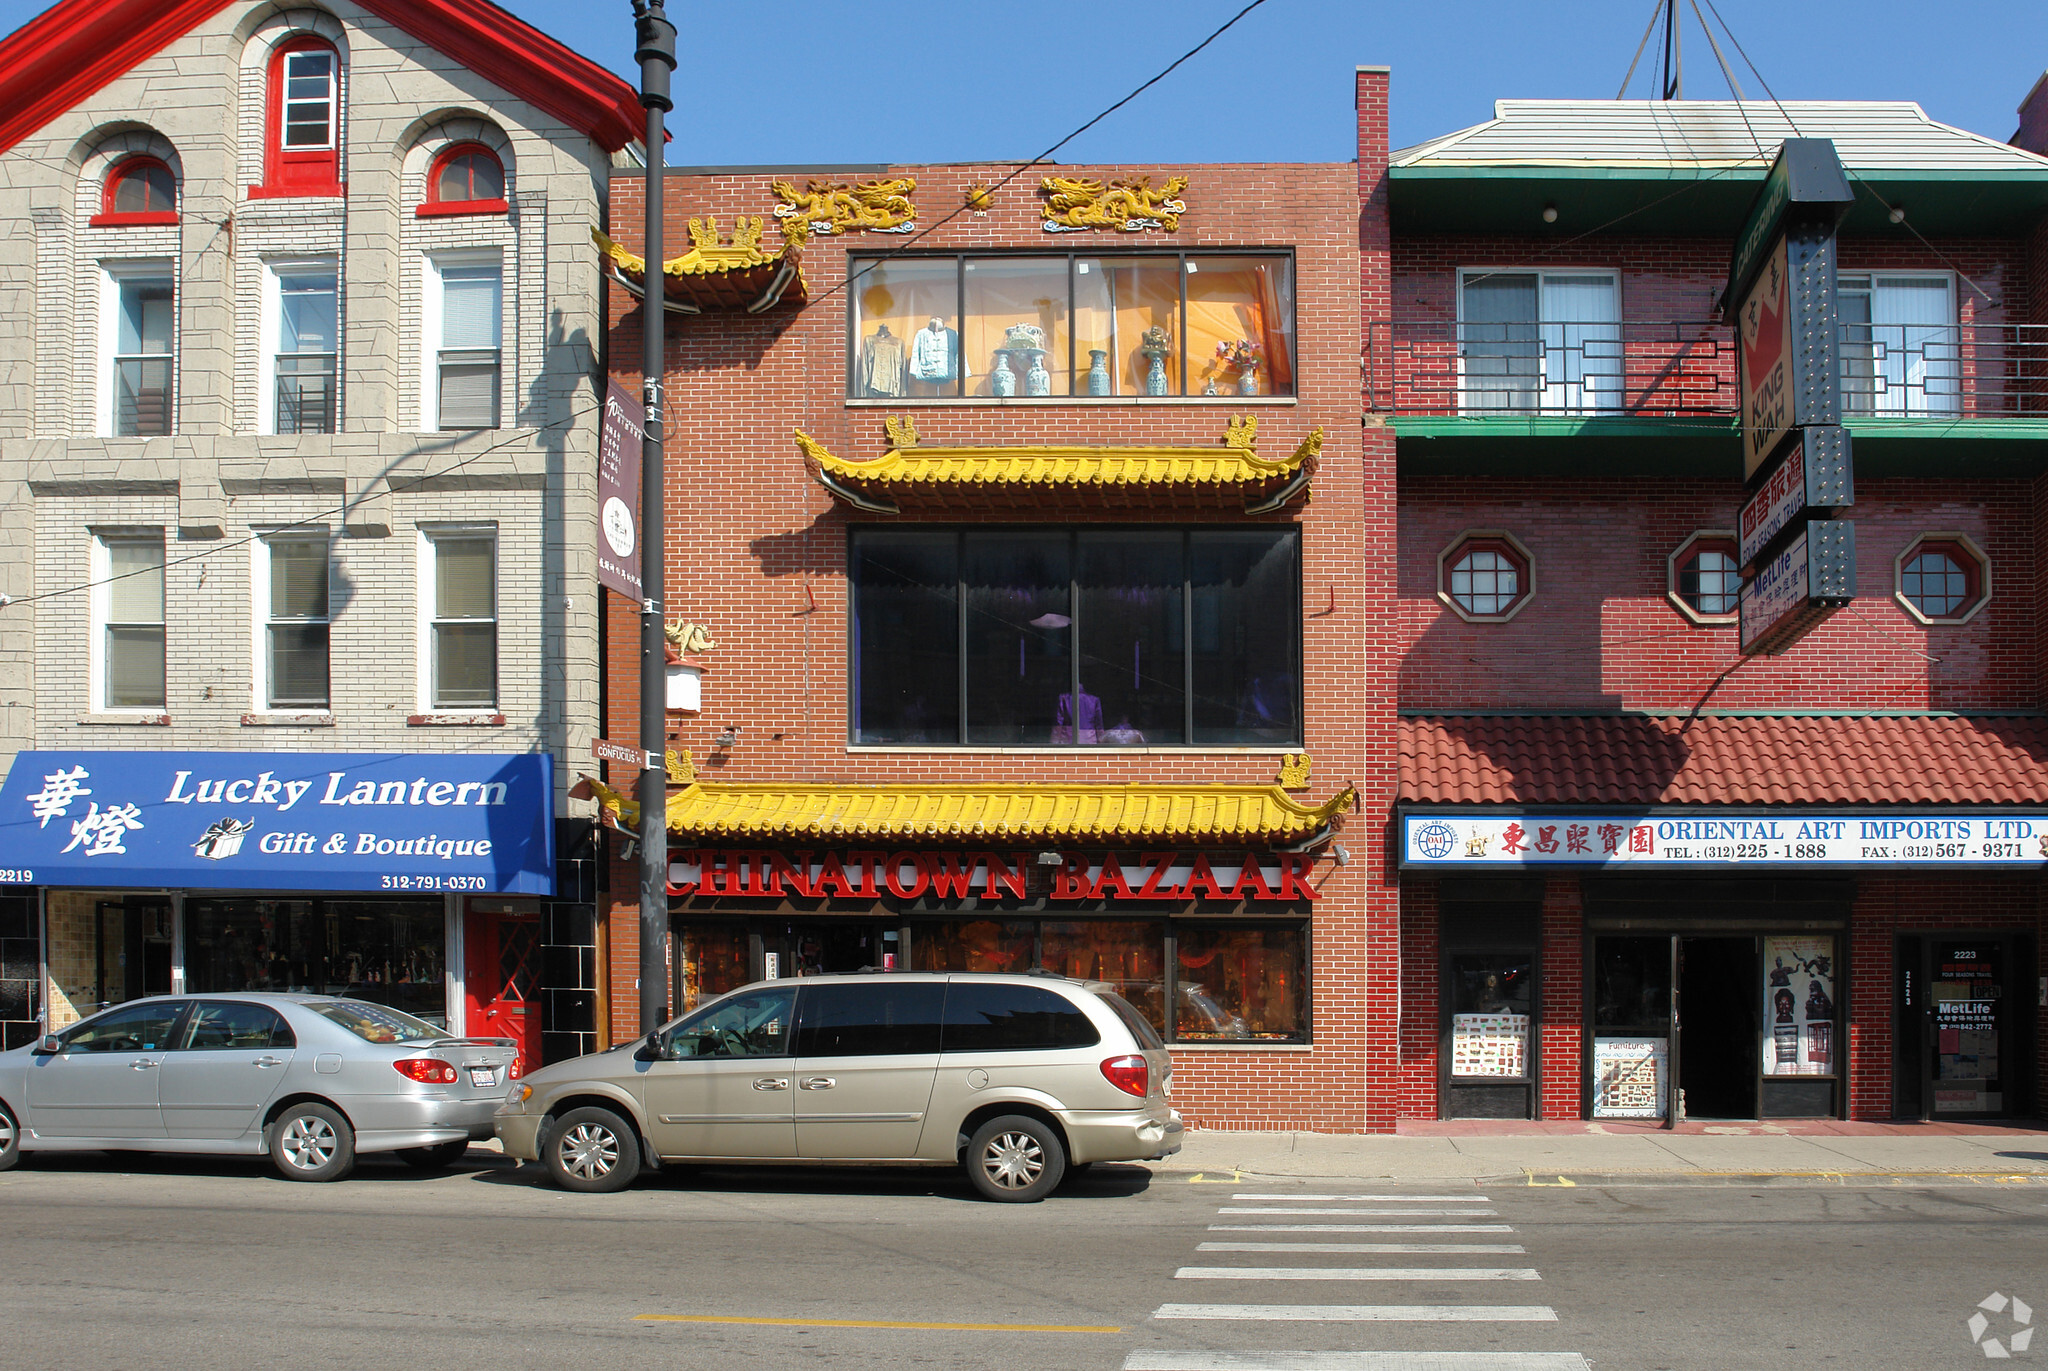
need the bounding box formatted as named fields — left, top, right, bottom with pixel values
left=772, top=176, right=917, bottom=235
left=1041, top=174, right=1189, bottom=232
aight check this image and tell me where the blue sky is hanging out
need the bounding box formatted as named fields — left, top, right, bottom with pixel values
left=6, top=0, right=2046, bottom=163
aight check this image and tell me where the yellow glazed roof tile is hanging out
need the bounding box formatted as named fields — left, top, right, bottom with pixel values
left=582, top=777, right=1357, bottom=845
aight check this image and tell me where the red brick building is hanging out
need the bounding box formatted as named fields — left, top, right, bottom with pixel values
left=589, top=71, right=2048, bottom=1131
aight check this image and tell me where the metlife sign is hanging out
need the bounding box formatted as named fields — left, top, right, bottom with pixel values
left=0, top=751, right=555, bottom=893
left=1401, top=813, right=2048, bottom=870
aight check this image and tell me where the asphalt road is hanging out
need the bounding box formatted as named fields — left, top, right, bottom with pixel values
left=1, top=1149, right=2044, bottom=1370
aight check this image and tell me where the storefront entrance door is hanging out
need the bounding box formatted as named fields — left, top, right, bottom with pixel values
left=464, top=906, right=540, bottom=1068
left=1907, top=936, right=2022, bottom=1120
left=1676, top=936, right=1760, bottom=1120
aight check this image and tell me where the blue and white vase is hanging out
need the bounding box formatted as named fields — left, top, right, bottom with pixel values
left=1145, top=351, right=1169, bottom=397
left=991, top=350, right=1015, bottom=397
left=1086, top=349, right=1111, bottom=396
left=1025, top=350, right=1051, bottom=397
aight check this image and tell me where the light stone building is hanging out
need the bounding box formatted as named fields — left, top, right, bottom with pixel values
left=0, top=0, right=642, bottom=1063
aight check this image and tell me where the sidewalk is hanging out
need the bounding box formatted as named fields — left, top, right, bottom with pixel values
left=1162, top=1119, right=2048, bottom=1185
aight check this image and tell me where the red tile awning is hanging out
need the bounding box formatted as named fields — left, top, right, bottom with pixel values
left=1401, top=714, right=2048, bottom=808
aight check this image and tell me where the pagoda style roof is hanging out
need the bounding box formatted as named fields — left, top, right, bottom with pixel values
left=594, top=218, right=807, bottom=315
left=581, top=774, right=1356, bottom=846
left=795, top=415, right=1321, bottom=516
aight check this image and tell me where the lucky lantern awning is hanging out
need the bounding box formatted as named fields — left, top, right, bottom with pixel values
left=796, top=415, right=1321, bottom=516
left=593, top=217, right=806, bottom=314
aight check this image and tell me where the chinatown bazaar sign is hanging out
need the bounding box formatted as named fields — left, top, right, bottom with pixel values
left=1402, top=813, right=2048, bottom=871
left=669, top=849, right=1320, bottom=902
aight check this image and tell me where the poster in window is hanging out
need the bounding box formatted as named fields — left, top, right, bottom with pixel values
left=1762, top=935, right=1836, bottom=1077
left=1451, top=1012, right=1528, bottom=1078
left=1591, top=1036, right=1668, bottom=1119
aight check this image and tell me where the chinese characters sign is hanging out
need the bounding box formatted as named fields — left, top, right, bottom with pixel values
left=1738, top=238, right=1794, bottom=479
left=1402, top=813, right=2048, bottom=870
left=0, top=751, right=554, bottom=893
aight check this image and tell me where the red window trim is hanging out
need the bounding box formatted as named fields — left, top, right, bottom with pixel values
left=249, top=35, right=344, bottom=201
left=417, top=142, right=506, bottom=218
left=92, top=154, right=179, bottom=226
left=1898, top=537, right=1986, bottom=621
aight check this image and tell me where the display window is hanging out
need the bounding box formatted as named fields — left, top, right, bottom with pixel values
left=1448, top=953, right=1532, bottom=1079
left=913, top=919, right=1037, bottom=974
left=1590, top=934, right=1672, bottom=1120
left=677, top=923, right=750, bottom=1013
left=1174, top=924, right=1305, bottom=1042
left=850, top=527, right=1301, bottom=748
left=849, top=251, right=1296, bottom=399
left=1041, top=920, right=1166, bottom=1035
left=184, top=896, right=447, bottom=1024
left=1932, top=940, right=2004, bottom=1114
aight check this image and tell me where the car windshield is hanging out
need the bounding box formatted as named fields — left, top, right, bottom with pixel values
left=308, top=999, right=445, bottom=1044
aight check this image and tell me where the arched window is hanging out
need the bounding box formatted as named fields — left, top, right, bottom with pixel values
left=417, top=142, right=507, bottom=217
left=93, top=156, right=178, bottom=226
left=253, top=35, right=342, bottom=198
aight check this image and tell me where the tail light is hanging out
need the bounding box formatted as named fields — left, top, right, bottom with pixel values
left=393, top=1057, right=458, bottom=1084
left=509, top=1053, right=524, bottom=1081
left=1100, top=1054, right=1149, bottom=1098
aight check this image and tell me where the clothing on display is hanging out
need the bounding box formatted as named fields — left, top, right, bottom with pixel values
left=862, top=325, right=906, bottom=397
left=1052, top=689, right=1104, bottom=745
left=908, top=317, right=964, bottom=384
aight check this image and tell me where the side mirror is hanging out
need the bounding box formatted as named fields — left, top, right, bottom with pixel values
left=634, top=1031, right=664, bottom=1062
left=34, top=1034, right=61, bottom=1054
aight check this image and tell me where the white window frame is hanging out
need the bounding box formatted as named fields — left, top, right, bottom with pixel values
left=279, top=45, right=339, bottom=153
left=259, top=256, right=339, bottom=435
left=420, top=249, right=504, bottom=433
left=1455, top=267, right=1622, bottom=416
left=250, top=527, right=334, bottom=714
left=415, top=524, right=500, bottom=713
left=97, top=259, right=176, bottom=438
left=1838, top=271, right=1959, bottom=418
left=89, top=529, right=167, bottom=714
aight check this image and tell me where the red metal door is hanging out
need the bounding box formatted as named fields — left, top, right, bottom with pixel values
left=465, top=907, right=541, bottom=1072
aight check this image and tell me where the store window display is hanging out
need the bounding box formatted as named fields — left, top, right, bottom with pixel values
left=849, top=251, right=1295, bottom=399
left=184, top=897, right=448, bottom=1024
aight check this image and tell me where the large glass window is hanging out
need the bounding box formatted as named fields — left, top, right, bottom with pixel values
left=433, top=261, right=502, bottom=430
left=1457, top=269, right=1619, bottom=414
left=426, top=530, right=496, bottom=707
left=677, top=924, right=751, bottom=1013
left=183, top=897, right=447, bottom=1025
left=1175, top=924, right=1306, bottom=1041
left=271, top=264, right=338, bottom=434
left=1448, top=953, right=1533, bottom=1079
left=851, top=528, right=1300, bottom=747
left=1041, top=920, right=1166, bottom=1035
left=850, top=252, right=1296, bottom=399
left=1839, top=274, right=1958, bottom=417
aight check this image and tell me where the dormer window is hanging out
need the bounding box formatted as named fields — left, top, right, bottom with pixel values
left=252, top=37, right=342, bottom=198
left=93, top=156, right=178, bottom=226
left=417, top=143, right=507, bottom=218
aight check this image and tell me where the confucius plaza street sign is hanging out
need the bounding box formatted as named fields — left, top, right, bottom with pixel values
left=1722, top=139, right=1857, bottom=657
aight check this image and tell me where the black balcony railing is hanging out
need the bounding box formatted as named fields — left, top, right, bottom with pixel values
left=275, top=355, right=337, bottom=435
left=1365, top=319, right=2048, bottom=420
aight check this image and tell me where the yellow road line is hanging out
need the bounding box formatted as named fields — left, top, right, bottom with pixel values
left=635, top=1314, right=1120, bottom=1334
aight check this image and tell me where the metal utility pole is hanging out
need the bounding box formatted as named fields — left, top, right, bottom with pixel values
left=1660, top=0, right=1683, bottom=101
left=632, top=0, right=676, bottom=1036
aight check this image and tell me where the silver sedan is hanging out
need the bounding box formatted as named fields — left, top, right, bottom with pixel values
left=0, top=993, right=518, bottom=1181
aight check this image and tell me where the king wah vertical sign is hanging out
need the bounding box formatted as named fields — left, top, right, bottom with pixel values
left=1723, top=140, right=1857, bottom=656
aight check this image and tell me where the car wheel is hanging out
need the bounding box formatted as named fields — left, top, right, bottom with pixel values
left=966, top=1114, right=1065, bottom=1203
left=0, top=1099, right=20, bottom=1172
left=269, top=1103, right=355, bottom=1183
left=397, top=1139, right=469, bottom=1172
left=545, top=1106, right=641, bottom=1193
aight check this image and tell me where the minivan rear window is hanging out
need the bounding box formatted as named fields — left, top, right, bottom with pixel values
left=796, top=981, right=945, bottom=1057
left=1097, top=992, right=1164, bottom=1051
left=942, top=982, right=1100, bottom=1052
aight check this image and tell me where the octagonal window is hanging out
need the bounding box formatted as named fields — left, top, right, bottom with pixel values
left=1438, top=532, right=1532, bottom=623
left=1895, top=534, right=1988, bottom=624
left=1668, top=532, right=1740, bottom=624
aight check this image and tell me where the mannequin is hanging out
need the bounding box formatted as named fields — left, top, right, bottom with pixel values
left=908, top=315, right=964, bottom=386
left=861, top=324, right=905, bottom=397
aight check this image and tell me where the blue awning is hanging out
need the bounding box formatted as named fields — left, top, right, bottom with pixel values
left=0, top=751, right=554, bottom=895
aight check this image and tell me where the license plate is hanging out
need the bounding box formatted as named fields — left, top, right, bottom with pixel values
left=469, top=1066, right=498, bottom=1088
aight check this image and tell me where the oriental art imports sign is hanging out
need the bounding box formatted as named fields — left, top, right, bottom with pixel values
left=669, top=849, right=1319, bottom=903
left=0, top=751, right=555, bottom=894
left=1401, top=813, right=2048, bottom=871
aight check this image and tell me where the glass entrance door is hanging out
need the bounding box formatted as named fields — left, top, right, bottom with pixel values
left=1929, top=938, right=2008, bottom=1118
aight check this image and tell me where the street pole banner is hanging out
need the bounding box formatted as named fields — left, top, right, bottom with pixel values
left=0, top=751, right=555, bottom=893
left=1402, top=812, right=2048, bottom=870
left=597, top=377, right=644, bottom=600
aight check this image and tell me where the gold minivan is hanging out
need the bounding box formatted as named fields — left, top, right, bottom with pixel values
left=495, top=973, right=1181, bottom=1201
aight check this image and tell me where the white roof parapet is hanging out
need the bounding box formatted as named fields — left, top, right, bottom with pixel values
left=1393, top=100, right=2048, bottom=174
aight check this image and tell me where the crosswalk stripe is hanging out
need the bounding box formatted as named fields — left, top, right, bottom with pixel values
left=1123, top=1353, right=1593, bottom=1370
left=1175, top=1267, right=1540, bottom=1282
left=1230, top=1195, right=1492, bottom=1203
left=1198, top=1243, right=1526, bottom=1254
left=1219, top=1209, right=1499, bottom=1217
left=1152, top=1304, right=1558, bottom=1323
left=1209, top=1224, right=1516, bottom=1234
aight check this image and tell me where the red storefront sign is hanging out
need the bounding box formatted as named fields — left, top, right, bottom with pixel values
left=667, top=850, right=1319, bottom=902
